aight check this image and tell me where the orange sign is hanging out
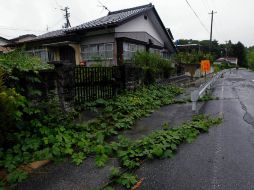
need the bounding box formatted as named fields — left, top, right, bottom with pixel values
left=200, top=60, right=211, bottom=72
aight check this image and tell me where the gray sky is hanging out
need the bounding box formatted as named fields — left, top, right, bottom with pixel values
left=0, top=0, right=253, bottom=46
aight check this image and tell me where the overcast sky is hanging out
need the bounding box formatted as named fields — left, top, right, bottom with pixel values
left=0, top=0, right=253, bottom=46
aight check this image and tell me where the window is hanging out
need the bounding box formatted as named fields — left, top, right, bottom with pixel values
left=149, top=48, right=161, bottom=55
left=81, top=43, right=113, bottom=61
left=123, top=42, right=145, bottom=61
left=26, top=48, right=49, bottom=63
left=162, top=51, right=171, bottom=60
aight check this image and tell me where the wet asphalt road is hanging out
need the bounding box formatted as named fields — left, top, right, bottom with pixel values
left=136, top=69, right=254, bottom=190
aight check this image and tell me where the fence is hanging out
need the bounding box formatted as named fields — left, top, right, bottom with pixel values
left=13, top=63, right=183, bottom=108
left=74, top=65, right=144, bottom=103
left=75, top=66, right=117, bottom=102
left=191, top=70, right=226, bottom=113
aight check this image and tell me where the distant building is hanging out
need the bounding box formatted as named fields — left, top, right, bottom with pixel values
left=0, top=36, right=11, bottom=54
left=9, top=34, right=37, bottom=44
left=176, top=44, right=202, bottom=52
left=214, top=57, right=238, bottom=65
left=13, top=3, right=176, bottom=66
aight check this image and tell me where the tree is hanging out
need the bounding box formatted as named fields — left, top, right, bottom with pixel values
left=232, top=42, right=247, bottom=67
left=247, top=46, right=254, bottom=70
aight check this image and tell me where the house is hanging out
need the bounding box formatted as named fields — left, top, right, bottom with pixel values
left=176, top=44, right=203, bottom=53
left=0, top=36, right=11, bottom=54
left=214, top=57, right=238, bottom=65
left=10, top=34, right=37, bottom=44
left=16, top=3, right=176, bottom=66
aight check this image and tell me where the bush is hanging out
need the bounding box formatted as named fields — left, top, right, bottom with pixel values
left=132, top=51, right=173, bottom=84
left=0, top=68, right=27, bottom=148
left=0, top=48, right=53, bottom=74
left=172, top=51, right=213, bottom=65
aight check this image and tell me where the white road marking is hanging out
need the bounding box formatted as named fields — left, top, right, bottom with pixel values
left=211, top=77, right=225, bottom=190
left=220, top=78, right=225, bottom=116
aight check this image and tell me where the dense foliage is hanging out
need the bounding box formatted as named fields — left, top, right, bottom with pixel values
left=116, top=115, right=222, bottom=169
left=0, top=50, right=55, bottom=187
left=132, top=51, right=173, bottom=83
left=104, top=114, right=222, bottom=189
left=176, top=39, right=248, bottom=67
left=0, top=81, right=183, bottom=186
left=172, top=51, right=213, bottom=64
left=0, top=49, right=223, bottom=189
left=247, top=46, right=254, bottom=70
left=0, top=49, right=53, bottom=74
left=176, top=39, right=221, bottom=58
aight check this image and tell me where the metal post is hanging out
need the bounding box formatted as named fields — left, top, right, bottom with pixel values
left=192, top=101, right=197, bottom=113
left=191, top=90, right=199, bottom=113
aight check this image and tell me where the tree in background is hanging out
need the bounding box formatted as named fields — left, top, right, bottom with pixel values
left=176, top=39, right=223, bottom=59
left=176, top=39, right=247, bottom=67
left=247, top=46, right=254, bottom=70
left=231, top=42, right=247, bottom=67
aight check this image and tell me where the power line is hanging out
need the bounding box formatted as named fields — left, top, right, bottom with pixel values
left=184, top=0, right=209, bottom=33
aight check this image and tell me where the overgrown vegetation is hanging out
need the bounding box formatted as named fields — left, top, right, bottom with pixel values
left=172, top=50, right=213, bottom=65
left=132, top=51, right=173, bottom=84
left=0, top=50, right=183, bottom=187
left=198, top=92, right=218, bottom=102
left=0, top=49, right=53, bottom=73
left=116, top=115, right=221, bottom=169
left=0, top=49, right=222, bottom=190
left=247, top=46, right=254, bottom=70
left=104, top=114, right=222, bottom=189
left=176, top=39, right=247, bottom=67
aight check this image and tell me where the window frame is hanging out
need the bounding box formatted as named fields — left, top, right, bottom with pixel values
left=81, top=43, right=113, bottom=61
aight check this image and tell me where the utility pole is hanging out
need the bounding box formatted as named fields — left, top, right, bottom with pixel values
left=209, top=10, right=217, bottom=52
left=61, top=7, right=71, bottom=28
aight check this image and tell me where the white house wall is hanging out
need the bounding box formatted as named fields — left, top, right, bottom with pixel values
left=115, top=14, right=164, bottom=45
left=115, top=32, right=163, bottom=47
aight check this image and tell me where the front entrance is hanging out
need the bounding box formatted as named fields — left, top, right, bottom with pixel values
left=59, top=46, right=76, bottom=65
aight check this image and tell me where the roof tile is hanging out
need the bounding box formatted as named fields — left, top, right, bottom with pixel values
left=33, top=4, right=153, bottom=41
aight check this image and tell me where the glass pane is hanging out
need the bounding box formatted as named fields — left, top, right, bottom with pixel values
left=99, top=44, right=105, bottom=51
left=90, top=45, right=97, bottom=52
left=81, top=45, right=89, bottom=53
left=105, top=51, right=113, bottom=59
left=105, top=43, right=113, bottom=51
left=99, top=51, right=105, bottom=58
left=123, top=43, right=129, bottom=51
left=138, top=45, right=145, bottom=52
left=129, top=44, right=137, bottom=52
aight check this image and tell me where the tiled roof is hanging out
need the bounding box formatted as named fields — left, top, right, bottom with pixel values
left=35, top=29, right=66, bottom=40
left=67, top=4, right=153, bottom=32
left=10, top=34, right=37, bottom=41
left=33, top=4, right=153, bottom=41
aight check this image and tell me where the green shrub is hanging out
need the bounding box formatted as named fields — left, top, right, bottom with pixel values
left=132, top=51, right=173, bottom=84
left=172, top=51, right=213, bottom=65
left=0, top=48, right=53, bottom=74
left=0, top=68, right=27, bottom=148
